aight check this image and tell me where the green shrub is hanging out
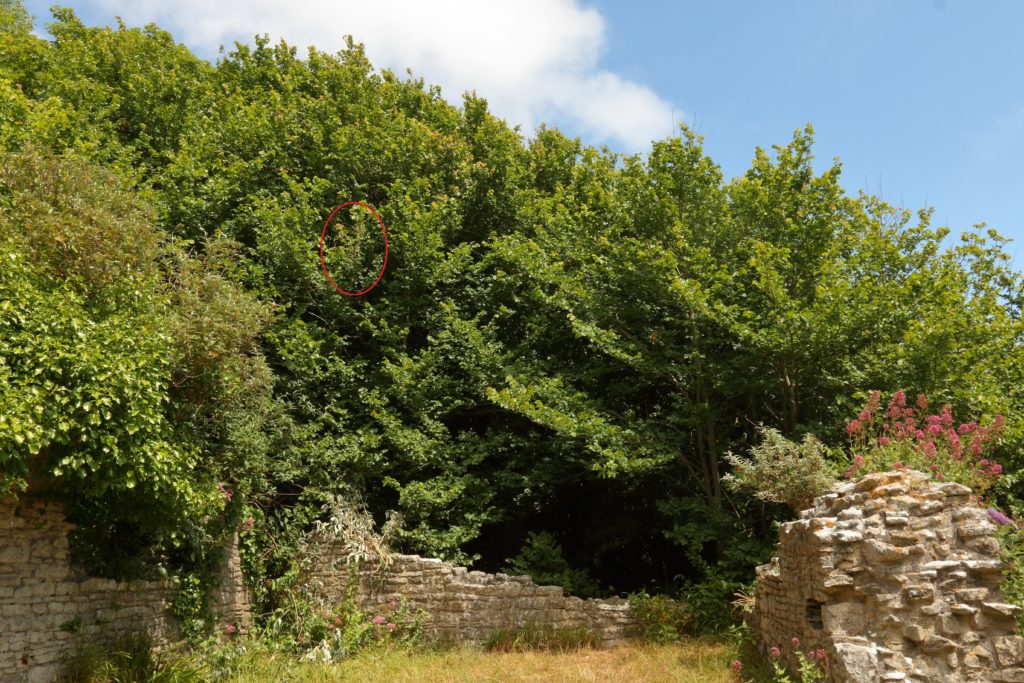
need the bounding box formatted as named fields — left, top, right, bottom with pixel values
left=628, top=592, right=692, bottom=643
left=682, top=575, right=746, bottom=636
left=724, top=427, right=838, bottom=512
left=169, top=573, right=210, bottom=643
left=997, top=519, right=1024, bottom=633
left=502, top=531, right=601, bottom=598
left=630, top=576, right=747, bottom=643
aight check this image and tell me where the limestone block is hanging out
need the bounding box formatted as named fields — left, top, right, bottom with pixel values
left=935, top=482, right=972, bottom=497
left=996, top=637, right=1024, bottom=668
left=983, top=603, right=1023, bottom=618
left=923, top=560, right=963, bottom=571
left=903, top=585, right=934, bottom=602
left=887, top=530, right=922, bottom=546
left=863, top=539, right=918, bottom=563
left=822, top=602, right=866, bottom=635
left=832, top=641, right=879, bottom=682
left=965, top=536, right=1001, bottom=556
left=956, top=588, right=990, bottom=602
left=958, top=522, right=998, bottom=538
left=919, top=634, right=957, bottom=654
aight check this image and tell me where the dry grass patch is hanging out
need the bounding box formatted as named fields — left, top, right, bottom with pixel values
left=226, top=640, right=734, bottom=683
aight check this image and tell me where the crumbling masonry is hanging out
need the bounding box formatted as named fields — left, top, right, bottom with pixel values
left=752, top=469, right=1024, bottom=682
left=307, top=545, right=639, bottom=647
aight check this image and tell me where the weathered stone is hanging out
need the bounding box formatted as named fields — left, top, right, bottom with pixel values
left=951, top=603, right=979, bottom=615
left=863, top=539, right=918, bottom=562
left=995, top=636, right=1024, bottom=667
left=984, top=602, right=1023, bottom=618
left=831, top=642, right=879, bottom=682
left=885, top=511, right=910, bottom=527
left=903, top=624, right=931, bottom=642
left=959, top=522, right=998, bottom=538
left=919, top=633, right=957, bottom=654
left=966, top=536, right=1002, bottom=556
left=750, top=470, right=1024, bottom=683
left=956, top=588, right=991, bottom=602
left=822, top=602, right=866, bottom=635
left=887, top=530, right=921, bottom=546
left=936, top=482, right=973, bottom=497
left=903, top=585, right=934, bottom=602
left=923, top=560, right=963, bottom=571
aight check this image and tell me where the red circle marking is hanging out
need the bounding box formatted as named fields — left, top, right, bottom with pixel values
left=319, top=201, right=389, bottom=297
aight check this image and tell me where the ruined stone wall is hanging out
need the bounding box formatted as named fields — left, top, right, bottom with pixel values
left=0, top=497, right=176, bottom=682
left=307, top=544, right=638, bottom=646
left=752, top=470, right=1024, bottom=682
left=210, top=531, right=252, bottom=634
left=0, top=496, right=251, bottom=683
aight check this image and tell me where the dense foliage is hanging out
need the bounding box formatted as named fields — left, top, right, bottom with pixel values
left=3, top=2, right=1024, bottom=624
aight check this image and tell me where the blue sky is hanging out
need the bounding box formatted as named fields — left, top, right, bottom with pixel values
left=24, top=1, right=1024, bottom=256
left=586, top=1, right=1024, bottom=258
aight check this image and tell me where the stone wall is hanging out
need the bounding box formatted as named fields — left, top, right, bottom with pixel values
left=751, top=469, right=1024, bottom=682
left=307, top=543, right=639, bottom=646
left=0, top=497, right=177, bottom=682
left=0, top=496, right=252, bottom=683
left=210, top=531, right=252, bottom=635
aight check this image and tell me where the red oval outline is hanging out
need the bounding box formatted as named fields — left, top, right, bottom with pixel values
left=319, top=201, right=389, bottom=297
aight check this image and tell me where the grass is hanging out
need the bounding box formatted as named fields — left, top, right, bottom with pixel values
left=483, top=622, right=599, bottom=652
left=62, top=632, right=205, bottom=683
left=222, top=640, right=736, bottom=683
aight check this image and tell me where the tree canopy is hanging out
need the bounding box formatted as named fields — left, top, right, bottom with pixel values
left=2, top=4, right=1023, bottom=603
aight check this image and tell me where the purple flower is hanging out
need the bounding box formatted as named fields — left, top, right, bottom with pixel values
left=769, top=646, right=781, bottom=658
left=988, top=508, right=1012, bottom=526
left=372, top=615, right=386, bottom=625
left=225, top=623, right=237, bottom=635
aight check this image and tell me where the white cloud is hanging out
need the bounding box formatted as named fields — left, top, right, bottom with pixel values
left=91, top=0, right=676, bottom=152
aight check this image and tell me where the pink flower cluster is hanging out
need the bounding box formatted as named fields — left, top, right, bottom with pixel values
left=843, top=391, right=1005, bottom=488
left=217, top=481, right=234, bottom=504
left=757, top=636, right=830, bottom=677
left=730, top=659, right=743, bottom=679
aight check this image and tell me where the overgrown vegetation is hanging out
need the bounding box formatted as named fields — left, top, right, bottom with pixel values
left=4, top=3, right=1024, bottom=676
left=483, top=622, right=598, bottom=652
left=724, top=427, right=837, bottom=512
left=61, top=633, right=204, bottom=683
